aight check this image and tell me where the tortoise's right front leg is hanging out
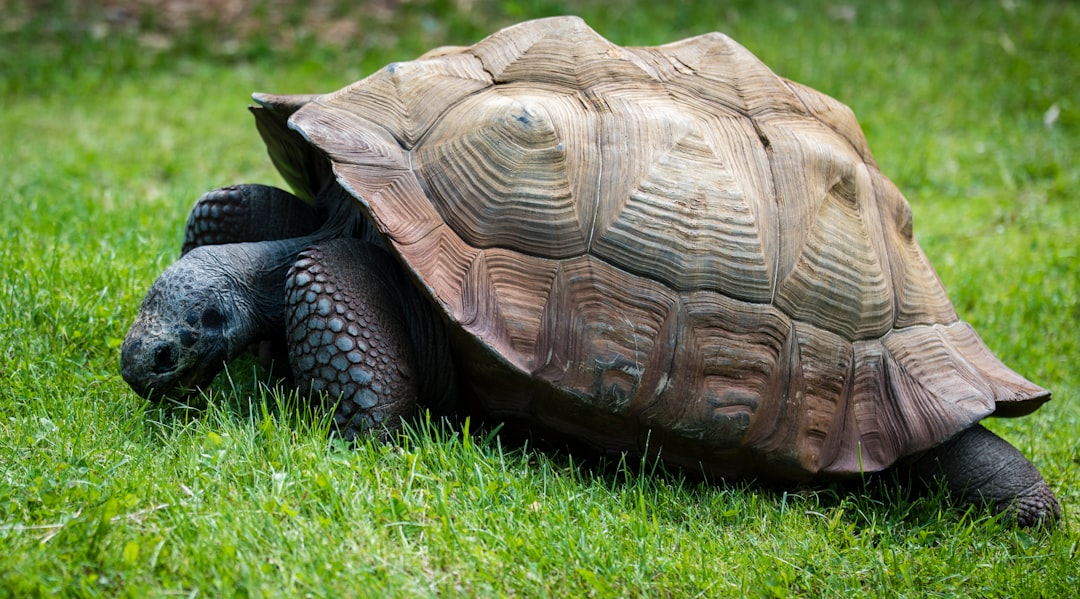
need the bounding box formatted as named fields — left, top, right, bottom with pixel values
left=182, top=184, right=324, bottom=254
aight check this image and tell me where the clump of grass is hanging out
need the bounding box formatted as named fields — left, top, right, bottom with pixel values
left=2, top=1, right=1077, bottom=596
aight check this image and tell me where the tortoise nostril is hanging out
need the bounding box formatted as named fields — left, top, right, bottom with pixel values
left=152, top=344, right=176, bottom=374
left=179, top=328, right=200, bottom=347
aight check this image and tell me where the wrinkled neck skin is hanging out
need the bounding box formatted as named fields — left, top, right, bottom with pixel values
left=121, top=235, right=317, bottom=401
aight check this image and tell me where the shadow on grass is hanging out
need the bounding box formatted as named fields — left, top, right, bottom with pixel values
left=134, top=358, right=1030, bottom=539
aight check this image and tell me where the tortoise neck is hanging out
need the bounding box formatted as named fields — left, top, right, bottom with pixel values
left=225, top=235, right=322, bottom=344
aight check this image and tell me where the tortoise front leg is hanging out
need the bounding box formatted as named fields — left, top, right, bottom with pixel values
left=182, top=184, right=324, bottom=254
left=902, top=424, right=1060, bottom=528
left=285, top=238, right=421, bottom=439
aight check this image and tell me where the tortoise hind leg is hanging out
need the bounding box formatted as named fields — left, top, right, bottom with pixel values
left=182, top=184, right=324, bottom=254
left=902, top=424, right=1060, bottom=528
left=285, top=238, right=420, bottom=439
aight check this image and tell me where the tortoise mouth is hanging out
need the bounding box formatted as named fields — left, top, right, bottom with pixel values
left=170, top=345, right=229, bottom=399
left=121, top=333, right=230, bottom=403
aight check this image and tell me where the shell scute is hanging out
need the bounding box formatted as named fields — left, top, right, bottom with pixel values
left=634, top=31, right=806, bottom=118
left=939, top=323, right=1048, bottom=415
left=591, top=112, right=774, bottom=301
left=323, top=51, right=491, bottom=149
left=868, top=170, right=959, bottom=328
left=773, top=160, right=894, bottom=340
left=473, top=249, right=559, bottom=371
left=644, top=292, right=790, bottom=452
left=416, top=89, right=588, bottom=257
left=473, top=16, right=658, bottom=88
left=783, top=78, right=876, bottom=165
left=334, top=163, right=441, bottom=245
left=532, top=256, right=678, bottom=416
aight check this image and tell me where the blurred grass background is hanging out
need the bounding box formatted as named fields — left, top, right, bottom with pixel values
left=1, top=1, right=1077, bottom=596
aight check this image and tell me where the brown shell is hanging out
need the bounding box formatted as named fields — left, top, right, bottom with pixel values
left=279, top=17, right=1048, bottom=480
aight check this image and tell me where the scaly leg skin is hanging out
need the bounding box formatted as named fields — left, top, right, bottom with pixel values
left=285, top=238, right=421, bottom=440
left=182, top=184, right=324, bottom=254
left=905, top=424, right=1061, bottom=528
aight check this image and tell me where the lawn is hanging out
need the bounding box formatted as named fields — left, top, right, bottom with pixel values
left=1, top=0, right=1078, bottom=596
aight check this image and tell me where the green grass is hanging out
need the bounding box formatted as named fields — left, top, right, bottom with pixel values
left=2, top=0, right=1078, bottom=596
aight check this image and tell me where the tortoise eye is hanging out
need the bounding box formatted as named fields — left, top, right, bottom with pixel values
left=202, top=308, right=224, bottom=330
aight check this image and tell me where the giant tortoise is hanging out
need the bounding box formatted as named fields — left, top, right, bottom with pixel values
left=121, top=17, right=1060, bottom=526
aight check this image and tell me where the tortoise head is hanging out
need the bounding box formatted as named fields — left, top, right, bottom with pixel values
left=121, top=246, right=249, bottom=400
left=121, top=241, right=294, bottom=401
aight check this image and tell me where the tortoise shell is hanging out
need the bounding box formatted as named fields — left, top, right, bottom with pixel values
left=263, top=16, right=1048, bottom=480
